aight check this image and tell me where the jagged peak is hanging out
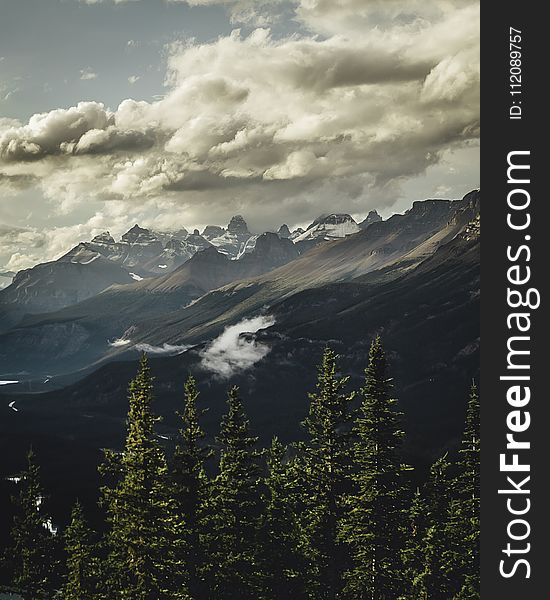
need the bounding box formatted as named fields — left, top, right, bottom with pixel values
left=91, top=231, right=115, bottom=244
left=227, top=214, right=250, bottom=235
left=121, top=224, right=160, bottom=244
left=277, top=224, right=291, bottom=238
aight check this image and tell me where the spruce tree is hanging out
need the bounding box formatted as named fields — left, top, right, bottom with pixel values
left=99, top=354, right=188, bottom=600
left=446, top=383, right=480, bottom=598
left=201, top=386, right=262, bottom=600
left=343, top=336, right=407, bottom=600
left=412, top=455, right=454, bottom=599
left=258, top=438, right=308, bottom=600
left=10, top=449, right=59, bottom=599
left=62, top=501, right=98, bottom=600
left=300, top=347, right=355, bottom=600
left=171, top=375, right=212, bottom=598
left=400, top=487, right=427, bottom=599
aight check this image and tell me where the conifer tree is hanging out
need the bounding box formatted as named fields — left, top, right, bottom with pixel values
left=99, top=354, right=188, bottom=600
left=412, top=455, right=454, bottom=599
left=258, top=438, right=309, bottom=600
left=201, top=386, right=262, bottom=600
left=343, top=336, right=407, bottom=600
left=400, top=487, right=427, bottom=599
left=446, top=383, right=480, bottom=598
left=10, top=449, right=59, bottom=599
left=62, top=501, right=98, bottom=600
left=171, top=375, right=212, bottom=598
left=300, top=347, right=355, bottom=600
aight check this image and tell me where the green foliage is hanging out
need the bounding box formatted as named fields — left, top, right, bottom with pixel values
left=99, top=354, right=189, bottom=600
left=201, top=386, right=262, bottom=599
left=445, top=383, right=481, bottom=598
left=62, top=501, right=98, bottom=600
left=3, top=346, right=480, bottom=599
left=170, top=375, right=212, bottom=598
left=343, top=336, right=408, bottom=600
left=411, top=455, right=454, bottom=599
left=301, top=347, right=356, bottom=599
left=10, top=449, right=60, bottom=599
left=258, top=438, right=309, bottom=600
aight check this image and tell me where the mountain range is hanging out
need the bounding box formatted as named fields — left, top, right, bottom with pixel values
left=0, top=191, right=479, bottom=517
left=0, top=211, right=376, bottom=323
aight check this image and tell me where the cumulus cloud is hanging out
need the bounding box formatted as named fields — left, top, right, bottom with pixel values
left=200, top=315, right=276, bottom=378
left=1, top=0, right=479, bottom=269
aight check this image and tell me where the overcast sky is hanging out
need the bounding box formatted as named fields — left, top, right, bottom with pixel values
left=0, top=0, right=479, bottom=271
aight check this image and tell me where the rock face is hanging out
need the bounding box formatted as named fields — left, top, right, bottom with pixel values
left=289, top=227, right=305, bottom=240
left=0, top=192, right=480, bottom=380
left=202, top=225, right=225, bottom=240
left=0, top=254, right=132, bottom=313
left=206, top=215, right=257, bottom=259
left=277, top=224, right=291, bottom=239
left=227, top=215, right=250, bottom=235
left=359, top=210, right=382, bottom=230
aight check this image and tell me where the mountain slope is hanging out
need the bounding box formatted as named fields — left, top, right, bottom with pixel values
left=0, top=233, right=299, bottom=377
left=0, top=211, right=479, bottom=476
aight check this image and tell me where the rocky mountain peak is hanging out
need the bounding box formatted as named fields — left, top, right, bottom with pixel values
left=202, top=225, right=225, bottom=240
left=277, top=224, right=291, bottom=239
left=121, top=225, right=159, bottom=245
left=227, top=215, right=250, bottom=235
left=307, top=213, right=356, bottom=230
left=91, top=231, right=115, bottom=245
left=359, top=210, right=382, bottom=230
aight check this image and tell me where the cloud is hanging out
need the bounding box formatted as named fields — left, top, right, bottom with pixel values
left=200, top=315, right=276, bottom=378
left=1, top=0, right=479, bottom=267
left=80, top=69, right=98, bottom=81
left=134, top=342, right=192, bottom=355
left=128, top=75, right=141, bottom=84
left=79, top=0, right=140, bottom=4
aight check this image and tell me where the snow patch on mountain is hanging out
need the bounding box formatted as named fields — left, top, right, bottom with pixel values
left=294, top=214, right=360, bottom=243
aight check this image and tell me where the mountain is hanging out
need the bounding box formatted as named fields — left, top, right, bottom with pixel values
left=142, top=230, right=212, bottom=274
left=0, top=193, right=478, bottom=382
left=0, top=247, right=135, bottom=315
left=126, top=194, right=478, bottom=350
left=204, top=215, right=257, bottom=259
left=0, top=233, right=300, bottom=377
left=359, top=210, right=382, bottom=229
left=0, top=225, right=215, bottom=321
left=0, top=196, right=479, bottom=516
left=293, top=213, right=360, bottom=246
left=289, top=227, right=305, bottom=240
left=277, top=224, right=291, bottom=239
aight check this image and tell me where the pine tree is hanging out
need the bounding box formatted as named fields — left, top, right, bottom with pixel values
left=344, top=336, right=408, bottom=600
left=62, top=501, right=98, bottom=600
left=300, top=347, right=355, bottom=600
left=400, top=487, right=427, bottom=599
left=10, top=449, right=59, bottom=599
left=258, top=438, right=309, bottom=600
left=99, top=354, right=188, bottom=600
left=201, top=386, right=262, bottom=600
left=446, top=383, right=480, bottom=598
left=412, top=455, right=454, bottom=599
left=171, top=375, right=212, bottom=598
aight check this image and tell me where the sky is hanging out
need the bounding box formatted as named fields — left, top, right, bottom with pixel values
left=0, top=0, right=479, bottom=272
